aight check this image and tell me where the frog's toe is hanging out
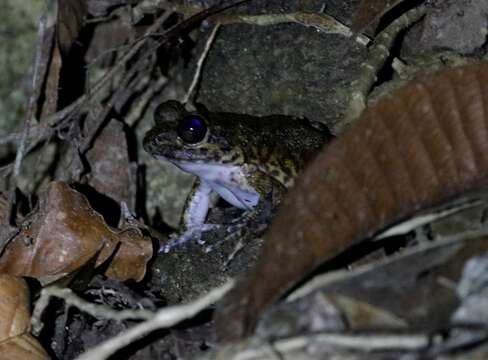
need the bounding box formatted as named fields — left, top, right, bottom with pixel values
left=159, top=229, right=202, bottom=253
left=224, top=224, right=246, bottom=242
left=229, top=211, right=253, bottom=225
left=201, top=223, right=221, bottom=232
left=159, top=224, right=222, bottom=253
left=225, top=220, right=266, bottom=242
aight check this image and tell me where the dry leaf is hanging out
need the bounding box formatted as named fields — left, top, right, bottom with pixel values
left=40, top=42, right=62, bottom=117
left=86, top=119, right=132, bottom=205
left=0, top=335, right=50, bottom=360
left=0, top=275, right=49, bottom=360
left=0, top=275, right=31, bottom=338
left=39, top=0, right=87, bottom=116
left=351, top=0, right=412, bottom=33
left=104, top=227, right=153, bottom=281
left=35, top=2, right=60, bottom=118
left=327, top=294, right=407, bottom=329
left=0, top=181, right=152, bottom=283
left=57, top=0, right=87, bottom=55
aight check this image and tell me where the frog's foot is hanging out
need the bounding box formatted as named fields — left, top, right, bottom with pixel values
left=204, top=217, right=266, bottom=253
left=228, top=209, right=268, bottom=235
left=228, top=210, right=255, bottom=225
left=226, top=221, right=266, bottom=241
left=159, top=224, right=220, bottom=253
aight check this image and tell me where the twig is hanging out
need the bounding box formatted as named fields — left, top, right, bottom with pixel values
left=0, top=0, right=250, bottom=151
left=7, top=2, right=56, bottom=227
left=13, top=5, right=53, bottom=179
left=222, top=237, right=245, bottom=270
left=74, top=281, right=234, bottom=360
left=31, top=286, right=155, bottom=335
left=78, top=0, right=251, bottom=155
left=215, top=332, right=430, bottom=360
left=182, top=23, right=221, bottom=104
left=374, top=198, right=484, bottom=240
left=84, top=43, right=132, bottom=69
left=288, top=227, right=488, bottom=303
left=216, top=12, right=370, bottom=46
left=131, top=0, right=171, bottom=24
left=0, top=9, right=169, bottom=152
left=82, top=11, right=171, bottom=106
left=342, top=5, right=427, bottom=128
left=79, top=56, right=154, bottom=155
left=126, top=75, right=168, bottom=126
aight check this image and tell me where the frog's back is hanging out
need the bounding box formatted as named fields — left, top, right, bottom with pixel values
left=210, top=112, right=333, bottom=187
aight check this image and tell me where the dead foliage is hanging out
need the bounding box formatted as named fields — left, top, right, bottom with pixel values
left=351, top=0, right=413, bottom=33
left=0, top=0, right=488, bottom=359
left=0, top=181, right=152, bottom=283
left=0, top=275, right=49, bottom=360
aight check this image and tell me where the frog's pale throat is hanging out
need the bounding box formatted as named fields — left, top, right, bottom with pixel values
left=176, top=161, right=260, bottom=210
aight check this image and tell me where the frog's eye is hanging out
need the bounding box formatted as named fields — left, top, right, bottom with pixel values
left=177, top=115, right=207, bottom=144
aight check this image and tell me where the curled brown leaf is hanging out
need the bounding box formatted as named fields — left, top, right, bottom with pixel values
left=0, top=181, right=152, bottom=283
left=0, top=275, right=31, bottom=338
left=0, top=274, right=49, bottom=360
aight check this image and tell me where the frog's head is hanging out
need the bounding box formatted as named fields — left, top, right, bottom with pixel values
left=143, top=101, right=244, bottom=166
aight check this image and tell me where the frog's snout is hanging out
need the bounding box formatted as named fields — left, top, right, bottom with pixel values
left=142, top=133, right=153, bottom=152
left=143, top=130, right=165, bottom=153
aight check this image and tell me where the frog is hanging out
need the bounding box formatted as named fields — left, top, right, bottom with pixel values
left=143, top=100, right=333, bottom=252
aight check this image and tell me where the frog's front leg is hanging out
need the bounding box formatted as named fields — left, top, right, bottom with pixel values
left=160, top=178, right=217, bottom=253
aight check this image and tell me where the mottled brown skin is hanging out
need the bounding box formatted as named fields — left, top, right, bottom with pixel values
left=144, top=102, right=329, bottom=188
left=215, top=62, right=488, bottom=340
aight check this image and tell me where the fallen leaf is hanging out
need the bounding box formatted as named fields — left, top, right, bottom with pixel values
left=351, top=0, right=412, bottom=33
left=327, top=294, right=407, bottom=329
left=0, top=275, right=31, bottom=338
left=41, top=42, right=62, bottom=117
left=104, top=225, right=154, bottom=281
left=86, top=0, right=128, bottom=17
left=0, top=181, right=152, bottom=283
left=86, top=119, right=132, bottom=206
left=41, top=0, right=87, bottom=115
left=35, top=2, right=60, bottom=118
left=57, top=0, right=87, bottom=55
left=0, top=274, right=49, bottom=360
left=0, top=334, right=49, bottom=360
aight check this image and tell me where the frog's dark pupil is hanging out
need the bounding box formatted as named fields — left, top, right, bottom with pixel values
left=177, top=115, right=207, bottom=144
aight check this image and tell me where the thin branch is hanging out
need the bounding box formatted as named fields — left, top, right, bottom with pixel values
left=0, top=0, right=251, bottom=160
left=127, top=74, right=168, bottom=126
left=216, top=12, right=370, bottom=46
left=182, top=23, right=221, bottom=104
left=7, top=1, right=56, bottom=228
left=131, top=0, right=171, bottom=24
left=215, top=332, right=430, bottom=360
left=13, top=3, right=54, bottom=179
left=74, top=281, right=234, bottom=360
left=288, top=228, right=488, bottom=303
left=374, top=198, right=484, bottom=240
left=31, top=286, right=155, bottom=336
left=79, top=55, right=155, bottom=155
left=342, top=5, right=427, bottom=129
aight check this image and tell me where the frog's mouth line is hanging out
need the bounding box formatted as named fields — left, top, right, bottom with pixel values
left=154, top=152, right=209, bottom=163
left=153, top=154, right=237, bottom=169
